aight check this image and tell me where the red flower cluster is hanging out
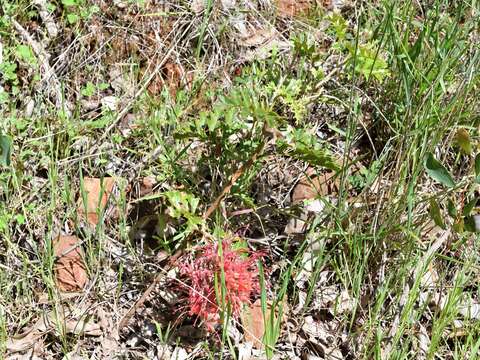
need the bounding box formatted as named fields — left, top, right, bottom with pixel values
left=179, top=241, right=261, bottom=330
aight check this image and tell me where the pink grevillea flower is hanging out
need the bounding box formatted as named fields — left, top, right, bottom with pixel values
left=179, top=241, right=261, bottom=330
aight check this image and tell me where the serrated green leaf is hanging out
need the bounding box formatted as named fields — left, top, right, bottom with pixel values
left=0, top=135, right=12, bottom=166
left=429, top=198, right=445, bottom=229
left=295, top=148, right=340, bottom=171
left=81, top=81, right=95, bottom=97
left=424, top=152, right=455, bottom=188
left=455, top=128, right=472, bottom=155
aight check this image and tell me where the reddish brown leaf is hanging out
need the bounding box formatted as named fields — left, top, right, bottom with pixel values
left=292, top=170, right=337, bottom=204
left=241, top=298, right=288, bottom=349
left=240, top=300, right=266, bottom=349
left=139, top=176, right=156, bottom=196
left=277, top=0, right=311, bottom=17
left=53, top=235, right=88, bottom=292
left=77, top=177, right=116, bottom=226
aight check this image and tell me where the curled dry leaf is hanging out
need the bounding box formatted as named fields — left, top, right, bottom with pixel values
left=139, top=176, right=157, bottom=196
left=145, top=61, right=184, bottom=97
left=77, top=177, right=116, bottom=226
left=53, top=235, right=88, bottom=292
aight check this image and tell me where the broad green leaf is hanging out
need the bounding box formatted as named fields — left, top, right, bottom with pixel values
left=424, top=152, right=455, bottom=188
left=464, top=215, right=478, bottom=233
left=447, top=198, right=457, bottom=218
left=475, top=153, right=480, bottom=183
left=453, top=218, right=464, bottom=233
left=429, top=199, right=445, bottom=229
left=463, top=198, right=477, bottom=217
left=455, top=128, right=472, bottom=155
left=0, top=135, right=12, bottom=166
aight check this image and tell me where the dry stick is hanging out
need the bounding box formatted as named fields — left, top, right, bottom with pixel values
left=117, top=138, right=267, bottom=330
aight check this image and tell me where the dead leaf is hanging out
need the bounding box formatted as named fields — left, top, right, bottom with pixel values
left=191, top=0, right=205, bottom=14
left=285, top=170, right=337, bottom=234
left=416, top=323, right=430, bottom=360
left=53, top=235, right=88, bottom=292
left=238, top=28, right=275, bottom=47
left=277, top=0, right=311, bottom=17
left=143, top=60, right=184, bottom=97
left=292, top=170, right=337, bottom=204
left=163, top=61, right=184, bottom=98
left=77, top=177, right=116, bottom=226
left=241, top=300, right=266, bottom=349
left=240, top=299, right=287, bottom=349
left=139, top=176, right=157, bottom=196
left=301, top=316, right=344, bottom=359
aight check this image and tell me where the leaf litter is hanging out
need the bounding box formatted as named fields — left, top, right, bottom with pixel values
left=3, top=0, right=478, bottom=358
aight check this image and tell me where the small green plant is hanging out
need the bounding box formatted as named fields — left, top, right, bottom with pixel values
left=61, top=0, right=99, bottom=24
left=15, top=45, right=37, bottom=66
left=80, top=82, right=96, bottom=97
left=277, top=126, right=340, bottom=171
left=164, top=190, right=203, bottom=237
left=424, top=132, right=480, bottom=233
left=348, top=42, right=390, bottom=81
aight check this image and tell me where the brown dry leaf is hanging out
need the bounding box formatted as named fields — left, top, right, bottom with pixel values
left=53, top=235, right=88, bottom=292
left=241, top=300, right=265, bottom=349
left=286, top=170, right=338, bottom=234
left=163, top=61, right=184, bottom=98
left=238, top=28, right=275, bottom=47
left=139, top=176, right=157, bottom=196
left=292, top=170, right=337, bottom=204
left=240, top=299, right=287, bottom=349
left=145, top=61, right=184, bottom=97
left=277, top=0, right=311, bottom=17
left=77, top=177, right=116, bottom=226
